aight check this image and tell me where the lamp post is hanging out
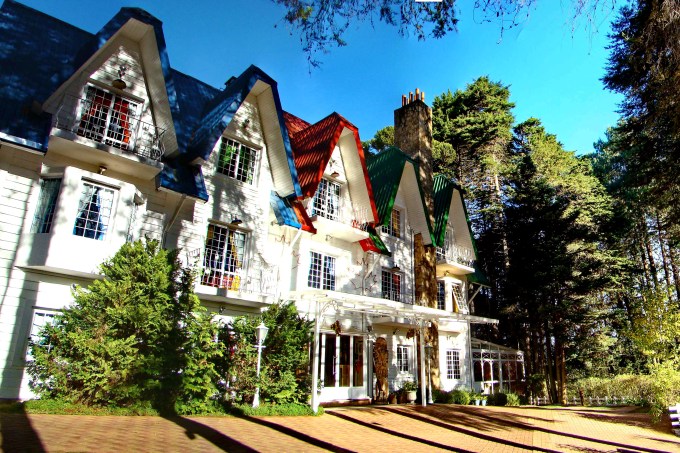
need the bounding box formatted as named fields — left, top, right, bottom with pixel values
left=424, top=343, right=434, bottom=404
left=252, top=321, right=269, bottom=408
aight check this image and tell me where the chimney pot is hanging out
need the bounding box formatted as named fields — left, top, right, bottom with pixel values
left=409, top=92, right=414, bottom=103
left=402, top=94, right=407, bottom=106
left=415, top=88, right=420, bottom=101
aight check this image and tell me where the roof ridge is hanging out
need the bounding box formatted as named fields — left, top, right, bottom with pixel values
left=3, top=0, right=92, bottom=36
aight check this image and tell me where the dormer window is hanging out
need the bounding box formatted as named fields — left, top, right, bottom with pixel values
left=77, top=86, right=139, bottom=151
left=381, top=209, right=401, bottom=238
left=311, top=178, right=340, bottom=221
left=217, top=138, right=258, bottom=184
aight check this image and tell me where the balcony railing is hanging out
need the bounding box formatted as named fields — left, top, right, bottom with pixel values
left=53, top=94, right=165, bottom=160
left=200, top=253, right=278, bottom=297
left=436, top=241, right=475, bottom=268
left=307, top=199, right=370, bottom=231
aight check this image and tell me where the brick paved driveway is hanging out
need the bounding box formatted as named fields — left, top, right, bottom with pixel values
left=2, top=405, right=679, bottom=452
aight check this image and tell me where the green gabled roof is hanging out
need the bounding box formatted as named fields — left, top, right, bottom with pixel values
left=432, top=174, right=490, bottom=286
left=366, top=147, right=434, bottom=244
left=433, top=175, right=455, bottom=247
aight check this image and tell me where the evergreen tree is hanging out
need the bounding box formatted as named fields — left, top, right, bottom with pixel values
left=28, top=240, right=222, bottom=414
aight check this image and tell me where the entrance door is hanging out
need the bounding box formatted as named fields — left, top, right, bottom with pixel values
left=318, top=333, right=366, bottom=401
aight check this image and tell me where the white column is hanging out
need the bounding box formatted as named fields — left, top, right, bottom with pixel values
left=419, top=322, right=427, bottom=407
left=311, top=302, right=321, bottom=413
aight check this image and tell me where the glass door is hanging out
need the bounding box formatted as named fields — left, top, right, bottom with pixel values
left=317, top=333, right=367, bottom=401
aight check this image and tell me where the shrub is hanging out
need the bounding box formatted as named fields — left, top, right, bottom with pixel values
left=451, top=389, right=471, bottom=405
left=648, top=362, right=680, bottom=422
left=505, top=392, right=521, bottom=406
left=488, top=392, right=508, bottom=406
left=434, top=389, right=454, bottom=404
left=569, top=374, right=654, bottom=406
left=230, top=403, right=323, bottom=417
left=27, top=240, right=222, bottom=414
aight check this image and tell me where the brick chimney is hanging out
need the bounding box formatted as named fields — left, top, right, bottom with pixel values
left=394, top=89, right=434, bottom=222
left=394, top=89, right=437, bottom=311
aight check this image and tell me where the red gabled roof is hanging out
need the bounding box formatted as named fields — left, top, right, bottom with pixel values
left=283, top=111, right=311, bottom=136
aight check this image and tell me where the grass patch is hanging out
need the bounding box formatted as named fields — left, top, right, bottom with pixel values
left=228, top=403, right=324, bottom=417
left=0, top=399, right=323, bottom=417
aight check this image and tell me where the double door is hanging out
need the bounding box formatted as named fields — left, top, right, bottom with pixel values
left=318, top=333, right=366, bottom=401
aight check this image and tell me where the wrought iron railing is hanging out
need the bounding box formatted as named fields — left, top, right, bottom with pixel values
left=53, top=94, right=165, bottom=160
left=307, top=199, right=370, bottom=231
left=436, top=241, right=475, bottom=268
left=199, top=252, right=278, bottom=297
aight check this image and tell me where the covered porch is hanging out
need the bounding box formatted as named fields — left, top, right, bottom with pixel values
left=470, top=338, right=525, bottom=395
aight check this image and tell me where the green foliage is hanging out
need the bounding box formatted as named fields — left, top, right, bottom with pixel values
left=626, top=287, right=680, bottom=365
left=229, top=402, right=323, bottom=417
left=27, top=239, right=222, bottom=414
left=647, top=362, right=680, bottom=422
left=433, top=388, right=453, bottom=404
left=400, top=380, right=418, bottom=392
left=505, top=392, right=521, bottom=406
left=451, top=389, right=471, bottom=405
left=363, top=126, right=394, bottom=154
left=220, top=302, right=313, bottom=405
left=569, top=375, right=654, bottom=406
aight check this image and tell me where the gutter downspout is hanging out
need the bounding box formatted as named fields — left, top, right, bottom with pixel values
left=162, top=194, right=186, bottom=248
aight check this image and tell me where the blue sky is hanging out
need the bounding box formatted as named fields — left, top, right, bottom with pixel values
left=18, top=0, right=623, bottom=154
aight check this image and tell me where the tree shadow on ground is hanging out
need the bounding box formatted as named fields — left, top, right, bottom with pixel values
left=383, top=405, right=673, bottom=453
left=161, top=415, right=257, bottom=453
left=0, top=403, right=45, bottom=453
left=327, top=410, right=477, bottom=453
left=235, top=415, right=354, bottom=453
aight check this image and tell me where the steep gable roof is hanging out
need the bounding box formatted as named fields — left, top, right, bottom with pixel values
left=0, top=2, right=303, bottom=203
left=366, top=147, right=434, bottom=245
left=0, top=0, right=91, bottom=150
left=285, top=111, right=378, bottom=223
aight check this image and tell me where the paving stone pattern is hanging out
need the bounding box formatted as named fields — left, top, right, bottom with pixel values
left=1, top=405, right=679, bottom=452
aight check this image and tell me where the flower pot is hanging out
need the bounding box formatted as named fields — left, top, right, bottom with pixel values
left=475, top=399, right=480, bottom=406
left=482, top=400, right=487, bottom=406
left=406, top=390, right=417, bottom=404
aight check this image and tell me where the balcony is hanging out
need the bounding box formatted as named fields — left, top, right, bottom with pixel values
left=436, top=241, right=475, bottom=276
left=49, top=93, right=165, bottom=178
left=196, top=252, right=279, bottom=307
left=307, top=199, right=370, bottom=243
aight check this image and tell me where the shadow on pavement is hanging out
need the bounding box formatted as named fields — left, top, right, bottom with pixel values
left=385, top=406, right=672, bottom=453
left=239, top=415, right=355, bottom=453
left=0, top=403, right=46, bottom=453
left=162, top=415, right=257, bottom=452
left=328, top=410, right=475, bottom=453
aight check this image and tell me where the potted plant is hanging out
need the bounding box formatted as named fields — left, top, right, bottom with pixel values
left=401, top=380, right=418, bottom=404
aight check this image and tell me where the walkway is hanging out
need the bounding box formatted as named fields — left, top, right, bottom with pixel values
left=2, top=405, right=679, bottom=452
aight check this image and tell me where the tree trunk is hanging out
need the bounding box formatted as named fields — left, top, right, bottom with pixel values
left=642, top=215, right=659, bottom=288
left=544, top=323, right=557, bottom=404
left=555, top=340, right=567, bottom=405
left=655, top=212, right=673, bottom=294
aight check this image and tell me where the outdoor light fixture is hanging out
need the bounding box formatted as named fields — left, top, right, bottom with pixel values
left=330, top=170, right=340, bottom=178
left=112, top=64, right=128, bottom=90
left=230, top=218, right=243, bottom=226
left=252, top=321, right=269, bottom=408
left=424, top=343, right=434, bottom=404
left=391, top=265, right=400, bottom=272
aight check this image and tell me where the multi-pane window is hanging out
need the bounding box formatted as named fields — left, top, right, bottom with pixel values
left=312, top=178, right=340, bottom=221
left=217, top=137, right=258, bottom=184
left=447, top=349, right=461, bottom=380
left=202, top=224, right=247, bottom=290
left=31, top=178, right=62, bottom=233
left=382, top=269, right=402, bottom=302
left=26, top=310, right=57, bottom=360
left=437, top=281, right=446, bottom=311
left=73, top=182, right=115, bottom=240
left=397, top=345, right=410, bottom=372
left=308, top=251, right=336, bottom=290
left=77, top=85, right=138, bottom=150
left=382, top=209, right=401, bottom=238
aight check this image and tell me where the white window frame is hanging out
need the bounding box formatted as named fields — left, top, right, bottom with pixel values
left=308, top=251, right=336, bottom=291
left=31, top=178, right=62, bottom=234
left=201, top=223, right=248, bottom=289
left=217, top=137, right=259, bottom=185
left=72, top=181, right=117, bottom=241
left=381, top=209, right=401, bottom=238
left=447, top=349, right=461, bottom=380
left=26, top=309, right=59, bottom=361
left=397, top=345, right=410, bottom=373
left=382, top=268, right=402, bottom=302
left=311, top=178, right=341, bottom=221
left=77, top=85, right=140, bottom=151
left=437, top=280, right=446, bottom=310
